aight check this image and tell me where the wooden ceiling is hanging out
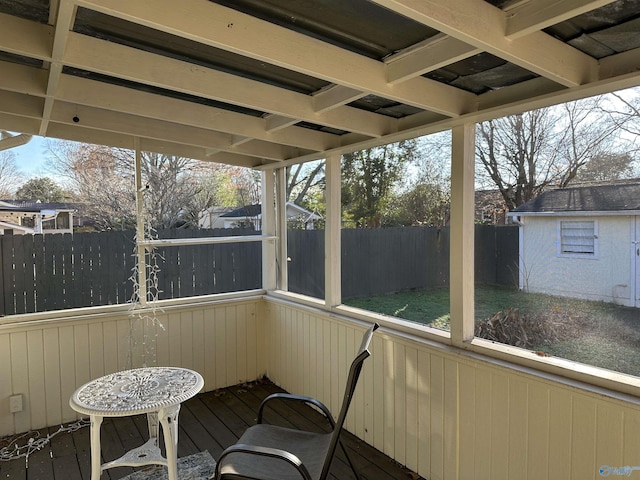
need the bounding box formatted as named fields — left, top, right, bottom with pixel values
left=1, top=0, right=639, bottom=168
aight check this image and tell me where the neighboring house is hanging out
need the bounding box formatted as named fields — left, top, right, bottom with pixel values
left=209, top=203, right=321, bottom=230
left=475, top=189, right=509, bottom=225
left=508, top=182, right=640, bottom=307
left=198, top=206, right=236, bottom=229
left=0, top=200, right=75, bottom=235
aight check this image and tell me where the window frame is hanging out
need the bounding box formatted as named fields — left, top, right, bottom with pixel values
left=557, top=218, right=598, bottom=259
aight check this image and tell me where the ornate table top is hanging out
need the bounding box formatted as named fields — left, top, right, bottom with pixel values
left=70, top=367, right=204, bottom=417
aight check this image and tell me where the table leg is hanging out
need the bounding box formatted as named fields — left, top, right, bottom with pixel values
left=146, top=411, right=160, bottom=445
left=89, top=415, right=103, bottom=480
left=158, top=404, right=181, bottom=480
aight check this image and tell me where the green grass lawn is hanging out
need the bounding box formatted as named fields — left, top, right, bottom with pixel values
left=345, top=286, right=640, bottom=376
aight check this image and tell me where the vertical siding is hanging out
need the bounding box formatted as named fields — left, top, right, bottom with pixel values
left=0, top=299, right=263, bottom=436
left=4, top=297, right=640, bottom=480
left=523, top=216, right=632, bottom=304
left=264, top=301, right=640, bottom=480
left=0, top=334, right=12, bottom=434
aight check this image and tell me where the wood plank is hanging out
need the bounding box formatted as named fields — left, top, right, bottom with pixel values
left=25, top=428, right=54, bottom=480
left=49, top=425, right=82, bottom=480
left=12, top=235, right=26, bottom=314
left=49, top=235, right=66, bottom=311
left=21, top=235, right=35, bottom=313
left=0, top=454, right=27, bottom=480
left=60, top=234, right=73, bottom=310
left=0, top=381, right=424, bottom=480
left=175, top=400, right=223, bottom=458
left=26, top=330, right=46, bottom=429
left=70, top=419, right=92, bottom=480
left=99, top=418, right=135, bottom=479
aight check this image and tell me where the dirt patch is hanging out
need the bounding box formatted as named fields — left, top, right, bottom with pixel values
left=475, top=306, right=584, bottom=349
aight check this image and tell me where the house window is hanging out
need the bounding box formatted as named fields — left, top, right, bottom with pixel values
left=56, top=212, right=70, bottom=229
left=558, top=220, right=597, bottom=256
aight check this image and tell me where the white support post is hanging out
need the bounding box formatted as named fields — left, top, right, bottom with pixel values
left=276, top=167, right=288, bottom=291
left=450, top=124, right=476, bottom=345
left=262, top=169, right=277, bottom=292
left=134, top=137, right=147, bottom=307
left=325, top=154, right=341, bottom=308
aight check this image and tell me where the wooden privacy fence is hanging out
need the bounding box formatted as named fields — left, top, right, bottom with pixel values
left=287, top=225, right=519, bottom=299
left=0, top=229, right=262, bottom=316
left=0, top=225, right=517, bottom=316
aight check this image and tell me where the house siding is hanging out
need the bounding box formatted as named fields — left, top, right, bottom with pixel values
left=263, top=299, right=640, bottom=480
left=4, top=298, right=640, bottom=479
left=0, top=299, right=265, bottom=437
left=520, top=216, right=633, bottom=305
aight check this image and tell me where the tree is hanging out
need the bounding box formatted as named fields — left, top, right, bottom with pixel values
left=46, top=141, right=137, bottom=230
left=601, top=87, right=640, bottom=154
left=341, top=140, right=417, bottom=228
left=137, top=151, right=204, bottom=229
left=285, top=160, right=326, bottom=227
left=286, top=160, right=325, bottom=207
left=476, top=97, right=621, bottom=210
left=0, top=150, right=22, bottom=198
left=390, top=183, right=450, bottom=227
left=383, top=132, right=451, bottom=227
left=231, top=167, right=261, bottom=208
left=16, top=176, right=65, bottom=202
left=47, top=142, right=204, bottom=230
left=575, top=152, right=637, bottom=182
left=181, top=164, right=257, bottom=227
left=47, top=140, right=263, bottom=230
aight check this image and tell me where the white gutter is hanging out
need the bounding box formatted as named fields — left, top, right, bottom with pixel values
left=0, top=131, right=32, bottom=151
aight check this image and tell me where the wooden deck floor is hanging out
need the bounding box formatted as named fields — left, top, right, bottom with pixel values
left=1, top=380, right=420, bottom=480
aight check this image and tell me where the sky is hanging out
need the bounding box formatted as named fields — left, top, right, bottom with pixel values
left=10, top=135, right=51, bottom=179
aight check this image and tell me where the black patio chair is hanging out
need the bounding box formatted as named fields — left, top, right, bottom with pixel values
left=214, top=322, right=380, bottom=480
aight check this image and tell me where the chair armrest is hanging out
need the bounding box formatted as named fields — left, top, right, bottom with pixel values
left=257, top=393, right=335, bottom=428
left=214, top=443, right=312, bottom=480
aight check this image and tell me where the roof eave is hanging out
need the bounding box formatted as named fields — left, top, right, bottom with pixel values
left=508, top=210, right=640, bottom=217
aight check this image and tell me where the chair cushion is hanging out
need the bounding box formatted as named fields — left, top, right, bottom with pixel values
left=217, top=424, right=332, bottom=480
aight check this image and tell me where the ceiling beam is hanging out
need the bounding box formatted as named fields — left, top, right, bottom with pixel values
left=370, top=0, right=598, bottom=88
left=0, top=62, right=48, bottom=96
left=76, top=0, right=477, bottom=117
left=505, top=0, right=618, bottom=39
left=0, top=13, right=52, bottom=60
left=44, top=121, right=266, bottom=167
left=0, top=91, right=46, bottom=119
left=264, top=115, right=299, bottom=133
left=57, top=74, right=337, bottom=151
left=385, top=34, right=480, bottom=84
left=599, top=47, right=640, bottom=81
left=39, top=0, right=77, bottom=136
left=0, top=112, right=43, bottom=136
left=62, top=32, right=395, bottom=138
left=0, top=62, right=340, bottom=152
left=49, top=102, right=303, bottom=161
left=313, top=85, right=367, bottom=113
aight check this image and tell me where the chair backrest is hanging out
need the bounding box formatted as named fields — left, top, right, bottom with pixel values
left=320, top=323, right=379, bottom=480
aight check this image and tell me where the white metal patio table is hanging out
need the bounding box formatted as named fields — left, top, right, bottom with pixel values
left=69, top=366, right=204, bottom=480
